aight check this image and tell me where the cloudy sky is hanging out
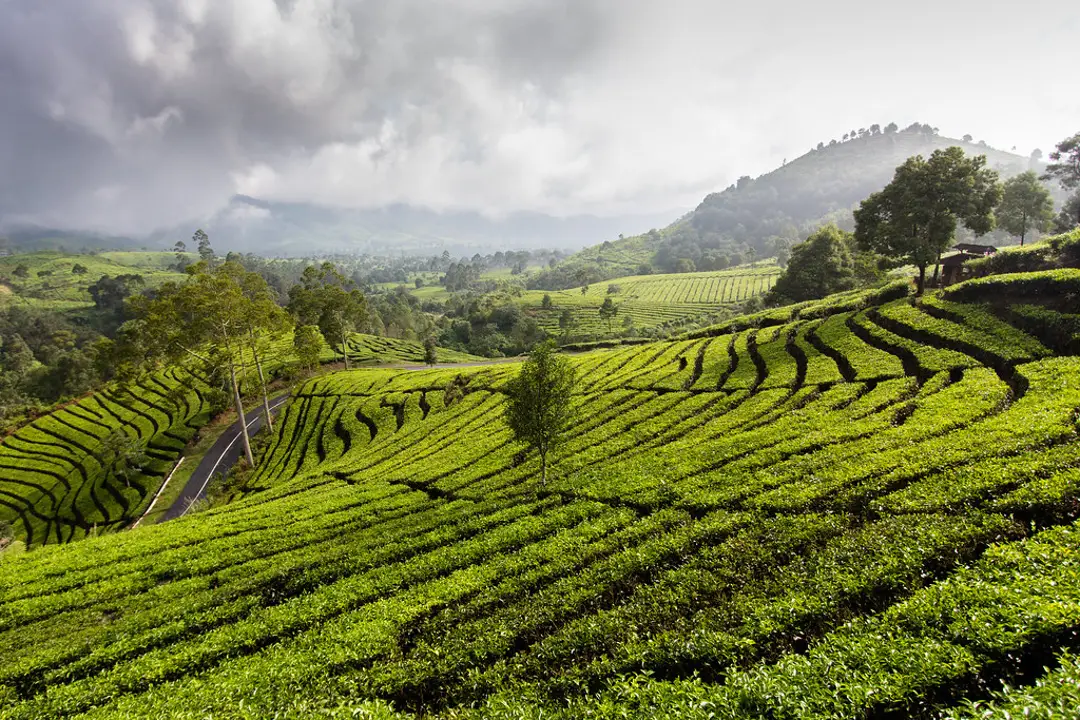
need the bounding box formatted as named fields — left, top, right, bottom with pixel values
left=1, top=0, right=1077, bottom=235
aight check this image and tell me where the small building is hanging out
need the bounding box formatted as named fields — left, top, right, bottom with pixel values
left=940, top=243, right=998, bottom=286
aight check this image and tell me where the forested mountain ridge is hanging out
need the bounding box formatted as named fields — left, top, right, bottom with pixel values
left=533, top=124, right=1043, bottom=289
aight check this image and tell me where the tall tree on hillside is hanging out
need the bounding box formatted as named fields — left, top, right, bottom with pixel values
left=292, top=325, right=324, bottom=373
left=318, top=285, right=366, bottom=370
left=997, top=172, right=1055, bottom=246
left=239, top=267, right=291, bottom=431
left=767, top=224, right=856, bottom=303
left=194, top=229, right=214, bottom=267
left=132, top=262, right=284, bottom=467
left=88, top=274, right=145, bottom=331
left=1053, top=193, right=1080, bottom=233
left=423, top=335, right=438, bottom=366
left=173, top=241, right=188, bottom=271
left=854, top=147, right=1001, bottom=294
left=504, top=341, right=577, bottom=486
left=287, top=263, right=368, bottom=370
left=96, top=429, right=149, bottom=489
left=598, top=297, right=619, bottom=333
left=1041, top=132, right=1080, bottom=190
left=558, top=309, right=575, bottom=340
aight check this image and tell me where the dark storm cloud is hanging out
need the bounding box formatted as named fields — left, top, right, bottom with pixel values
left=0, top=0, right=615, bottom=231
left=0, top=0, right=1077, bottom=234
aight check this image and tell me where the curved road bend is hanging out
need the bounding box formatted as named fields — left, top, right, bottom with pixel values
left=162, top=394, right=291, bottom=521
left=160, top=358, right=521, bottom=519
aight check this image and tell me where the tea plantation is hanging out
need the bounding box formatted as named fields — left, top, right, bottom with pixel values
left=343, top=334, right=484, bottom=365
left=523, top=264, right=782, bottom=336
left=0, top=367, right=213, bottom=547
left=1, top=272, right=1079, bottom=718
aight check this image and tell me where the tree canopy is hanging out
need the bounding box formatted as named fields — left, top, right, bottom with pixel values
left=1042, top=131, right=1080, bottom=190
left=598, top=297, right=619, bottom=332
left=287, top=263, right=368, bottom=370
left=768, top=224, right=856, bottom=303
left=128, top=261, right=290, bottom=466
left=503, top=341, right=577, bottom=485
left=292, top=325, right=324, bottom=373
left=1053, top=193, right=1080, bottom=234
left=997, top=171, right=1055, bottom=246
left=854, top=147, right=1002, bottom=294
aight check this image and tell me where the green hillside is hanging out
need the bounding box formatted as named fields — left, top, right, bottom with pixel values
left=522, top=263, right=781, bottom=337
left=541, top=125, right=1041, bottom=287
left=0, top=331, right=464, bottom=548
left=0, top=251, right=186, bottom=306
left=344, top=333, right=485, bottom=364
left=0, top=367, right=215, bottom=546
left=2, top=274, right=1079, bottom=717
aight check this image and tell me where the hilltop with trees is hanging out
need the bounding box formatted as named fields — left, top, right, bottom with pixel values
left=533, top=123, right=1052, bottom=290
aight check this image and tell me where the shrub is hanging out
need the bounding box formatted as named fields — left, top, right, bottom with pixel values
left=943, top=268, right=1080, bottom=303
left=965, top=243, right=1055, bottom=276
left=1048, top=227, right=1080, bottom=267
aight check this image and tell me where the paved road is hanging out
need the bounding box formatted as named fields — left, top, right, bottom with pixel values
left=162, top=394, right=291, bottom=521
left=159, top=359, right=519, bottom=520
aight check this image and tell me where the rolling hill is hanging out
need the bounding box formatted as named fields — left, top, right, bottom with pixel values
left=1, top=200, right=685, bottom=259
left=0, top=251, right=186, bottom=307
left=521, top=263, right=782, bottom=338
left=0, top=331, right=479, bottom=548
left=343, top=334, right=485, bottom=365
left=2, top=271, right=1079, bottom=718
left=541, top=125, right=1047, bottom=287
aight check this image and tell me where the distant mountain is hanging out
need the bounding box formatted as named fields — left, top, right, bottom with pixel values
left=0, top=198, right=685, bottom=258
left=143, top=198, right=685, bottom=258
left=544, top=124, right=1052, bottom=286
left=0, top=225, right=142, bottom=253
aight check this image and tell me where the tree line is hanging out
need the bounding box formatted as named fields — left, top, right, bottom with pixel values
left=768, top=130, right=1080, bottom=303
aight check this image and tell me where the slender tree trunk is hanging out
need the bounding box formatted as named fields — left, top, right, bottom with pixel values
left=228, top=359, right=255, bottom=467
left=223, top=327, right=255, bottom=467
left=342, top=330, right=350, bottom=370
left=540, top=451, right=547, bottom=486
left=931, top=252, right=942, bottom=288
left=249, top=334, right=273, bottom=432
left=916, top=264, right=926, bottom=296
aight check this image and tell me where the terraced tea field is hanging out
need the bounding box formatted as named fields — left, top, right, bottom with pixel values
left=524, top=264, right=781, bottom=335
left=0, top=331, right=454, bottom=549
left=0, top=368, right=213, bottom=547
left=0, top=251, right=187, bottom=305
left=2, top=276, right=1080, bottom=718
left=343, top=333, right=484, bottom=364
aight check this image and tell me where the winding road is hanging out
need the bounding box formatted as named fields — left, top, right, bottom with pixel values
left=159, top=358, right=523, bottom=519
left=162, top=394, right=291, bottom=521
